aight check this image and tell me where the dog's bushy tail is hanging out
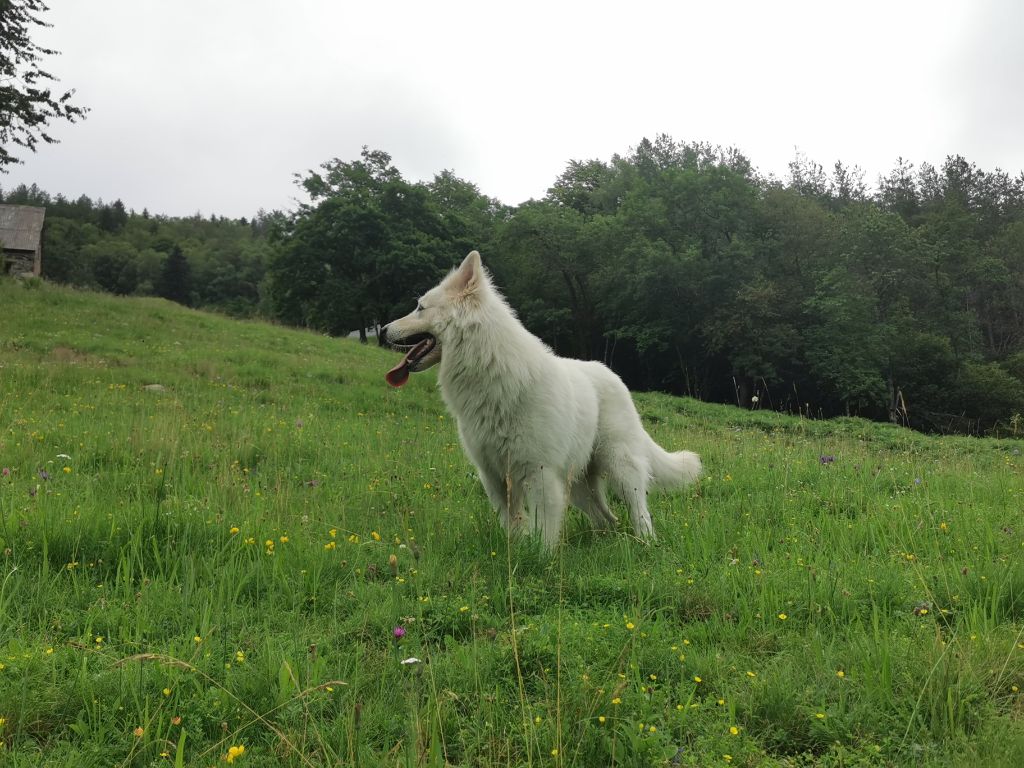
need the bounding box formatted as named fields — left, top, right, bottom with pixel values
left=647, top=438, right=702, bottom=490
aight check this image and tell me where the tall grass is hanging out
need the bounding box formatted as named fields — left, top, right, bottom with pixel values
left=1, top=278, right=1022, bottom=766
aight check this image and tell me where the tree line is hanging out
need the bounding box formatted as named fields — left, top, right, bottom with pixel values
left=1, top=184, right=280, bottom=316
left=4, top=136, right=1024, bottom=434
left=266, top=140, right=1024, bottom=434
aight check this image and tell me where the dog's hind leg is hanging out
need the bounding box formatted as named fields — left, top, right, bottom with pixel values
left=610, top=460, right=655, bottom=539
left=571, top=474, right=617, bottom=530
left=523, top=466, right=568, bottom=548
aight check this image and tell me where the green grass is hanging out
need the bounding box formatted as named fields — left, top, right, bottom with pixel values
left=1, top=277, right=1023, bottom=767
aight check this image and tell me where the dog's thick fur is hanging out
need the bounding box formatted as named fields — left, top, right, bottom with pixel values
left=382, top=251, right=701, bottom=547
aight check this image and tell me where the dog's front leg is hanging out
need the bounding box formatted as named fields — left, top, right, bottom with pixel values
left=523, top=466, right=568, bottom=549
left=475, top=467, right=528, bottom=536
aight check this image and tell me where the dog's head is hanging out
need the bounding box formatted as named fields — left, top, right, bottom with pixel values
left=380, top=250, right=486, bottom=387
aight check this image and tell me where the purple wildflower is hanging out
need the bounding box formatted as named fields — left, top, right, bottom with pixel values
left=393, top=626, right=406, bottom=640
left=1, top=467, right=10, bottom=478
left=38, top=469, right=50, bottom=481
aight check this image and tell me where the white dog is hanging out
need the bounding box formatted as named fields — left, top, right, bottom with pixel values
left=382, top=251, right=701, bottom=548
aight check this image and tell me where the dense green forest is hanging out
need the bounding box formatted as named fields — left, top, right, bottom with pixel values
left=1, top=184, right=280, bottom=316
left=4, top=135, right=1024, bottom=433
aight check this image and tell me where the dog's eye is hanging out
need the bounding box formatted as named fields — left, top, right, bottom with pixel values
left=416, top=302, right=425, bottom=313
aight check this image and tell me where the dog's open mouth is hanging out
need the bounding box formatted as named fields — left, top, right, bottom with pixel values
left=385, top=333, right=437, bottom=387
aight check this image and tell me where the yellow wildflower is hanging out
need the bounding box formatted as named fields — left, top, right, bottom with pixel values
left=225, top=744, right=246, bottom=763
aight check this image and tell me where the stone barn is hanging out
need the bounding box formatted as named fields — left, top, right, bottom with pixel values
left=0, top=204, right=46, bottom=277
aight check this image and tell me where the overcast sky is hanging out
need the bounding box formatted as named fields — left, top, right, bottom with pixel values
left=4, top=0, right=1023, bottom=218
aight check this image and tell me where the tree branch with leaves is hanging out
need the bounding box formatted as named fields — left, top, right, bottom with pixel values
left=0, top=0, right=88, bottom=170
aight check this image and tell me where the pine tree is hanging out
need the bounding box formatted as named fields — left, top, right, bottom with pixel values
left=158, top=246, right=192, bottom=306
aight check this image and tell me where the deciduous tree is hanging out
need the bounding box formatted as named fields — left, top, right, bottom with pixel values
left=0, top=0, right=88, bottom=169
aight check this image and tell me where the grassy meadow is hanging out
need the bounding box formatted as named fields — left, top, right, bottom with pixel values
left=1, top=278, right=1023, bottom=767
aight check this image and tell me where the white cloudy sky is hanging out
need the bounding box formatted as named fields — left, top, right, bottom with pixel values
left=5, top=0, right=1023, bottom=218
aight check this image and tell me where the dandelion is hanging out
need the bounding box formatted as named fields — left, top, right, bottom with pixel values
left=279, top=535, right=288, bottom=543
left=534, top=716, right=542, bottom=724
left=598, top=715, right=606, bottom=723
left=94, top=635, right=104, bottom=645
left=194, top=635, right=202, bottom=644
left=235, top=650, right=246, bottom=663
left=329, top=528, right=337, bottom=538
left=347, top=534, right=359, bottom=544
left=777, top=613, right=788, bottom=621
left=649, top=674, right=657, bottom=681
left=730, top=726, right=739, bottom=735
left=371, top=531, right=382, bottom=542
left=163, top=688, right=171, bottom=696
left=550, top=748, right=558, bottom=756
left=63, top=466, right=72, bottom=474
left=225, top=744, right=246, bottom=763
left=324, top=541, right=336, bottom=550
left=836, top=670, right=845, bottom=678
left=625, top=621, right=635, bottom=630
left=611, top=697, right=621, bottom=705
left=694, top=675, right=702, bottom=683
left=723, top=755, right=733, bottom=763
left=746, top=670, right=756, bottom=678
left=815, top=712, right=826, bottom=719
left=229, top=526, right=240, bottom=535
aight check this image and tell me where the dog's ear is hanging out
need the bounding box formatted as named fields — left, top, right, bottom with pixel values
left=448, top=250, right=484, bottom=296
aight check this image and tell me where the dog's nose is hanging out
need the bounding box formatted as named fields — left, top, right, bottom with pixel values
left=378, top=324, right=388, bottom=347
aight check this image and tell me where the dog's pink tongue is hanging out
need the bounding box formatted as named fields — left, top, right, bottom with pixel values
left=385, top=360, right=410, bottom=387
left=385, top=338, right=432, bottom=387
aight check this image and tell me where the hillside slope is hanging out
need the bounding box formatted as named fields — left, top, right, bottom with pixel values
left=1, top=279, right=1022, bottom=767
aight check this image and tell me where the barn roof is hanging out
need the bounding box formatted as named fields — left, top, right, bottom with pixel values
left=0, top=204, right=46, bottom=252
